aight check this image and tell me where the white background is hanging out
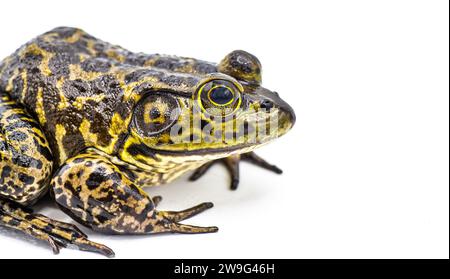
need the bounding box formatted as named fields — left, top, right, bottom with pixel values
left=0, top=0, right=448, bottom=259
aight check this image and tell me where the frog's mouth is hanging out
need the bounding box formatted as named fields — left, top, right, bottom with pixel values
left=148, top=142, right=261, bottom=157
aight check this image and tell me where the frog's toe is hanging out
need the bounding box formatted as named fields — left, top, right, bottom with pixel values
left=161, top=202, right=214, bottom=222
left=47, top=235, right=66, bottom=254
left=152, top=195, right=163, bottom=207
left=189, top=155, right=240, bottom=190
left=241, top=152, right=283, bottom=174
left=189, top=161, right=215, bottom=181
left=190, top=152, right=282, bottom=190
left=170, top=222, right=219, bottom=234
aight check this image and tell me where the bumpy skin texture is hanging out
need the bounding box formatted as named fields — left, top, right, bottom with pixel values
left=0, top=27, right=295, bottom=256
left=0, top=27, right=215, bottom=166
left=0, top=94, right=53, bottom=205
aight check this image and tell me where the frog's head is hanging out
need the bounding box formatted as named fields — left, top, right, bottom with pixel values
left=121, top=50, right=295, bottom=167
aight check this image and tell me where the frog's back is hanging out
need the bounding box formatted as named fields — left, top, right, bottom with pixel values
left=0, top=27, right=130, bottom=164
left=0, top=27, right=217, bottom=165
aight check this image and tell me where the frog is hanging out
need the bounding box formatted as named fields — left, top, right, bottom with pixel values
left=0, top=27, right=295, bottom=257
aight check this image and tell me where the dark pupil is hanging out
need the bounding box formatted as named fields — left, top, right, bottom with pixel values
left=209, top=87, right=233, bottom=105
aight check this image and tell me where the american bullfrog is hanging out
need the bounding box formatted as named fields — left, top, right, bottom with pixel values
left=0, top=27, right=295, bottom=257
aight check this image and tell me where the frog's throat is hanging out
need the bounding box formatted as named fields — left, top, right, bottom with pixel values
left=118, top=142, right=266, bottom=173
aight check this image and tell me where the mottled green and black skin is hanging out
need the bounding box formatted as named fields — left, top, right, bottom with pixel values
left=0, top=27, right=295, bottom=256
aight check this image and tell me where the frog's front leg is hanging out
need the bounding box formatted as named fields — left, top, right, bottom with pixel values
left=51, top=150, right=218, bottom=235
left=189, top=152, right=282, bottom=190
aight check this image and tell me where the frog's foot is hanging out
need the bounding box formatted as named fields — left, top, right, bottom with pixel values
left=189, top=152, right=283, bottom=190
left=157, top=203, right=218, bottom=234
left=0, top=199, right=115, bottom=257
left=148, top=196, right=217, bottom=232
left=160, top=202, right=214, bottom=222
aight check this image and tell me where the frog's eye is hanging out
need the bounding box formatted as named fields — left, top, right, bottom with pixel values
left=207, top=86, right=235, bottom=106
left=131, top=93, right=180, bottom=137
left=196, top=78, right=242, bottom=116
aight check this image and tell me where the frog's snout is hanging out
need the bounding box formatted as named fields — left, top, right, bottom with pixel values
left=266, top=91, right=295, bottom=127
left=254, top=87, right=296, bottom=130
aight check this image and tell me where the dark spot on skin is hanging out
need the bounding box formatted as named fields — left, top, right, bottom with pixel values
left=24, top=214, right=35, bottom=221
left=0, top=166, right=12, bottom=184
left=81, top=58, right=112, bottom=73
left=95, top=213, right=109, bottom=224
left=76, top=170, right=84, bottom=177
left=144, top=224, right=154, bottom=233
left=43, top=225, right=54, bottom=232
left=64, top=181, right=73, bottom=190
left=18, top=173, right=35, bottom=185
left=66, top=79, right=90, bottom=95
left=93, top=42, right=107, bottom=53
left=8, top=218, right=21, bottom=226
left=85, top=169, right=107, bottom=190
left=127, top=143, right=156, bottom=159
left=134, top=202, right=155, bottom=223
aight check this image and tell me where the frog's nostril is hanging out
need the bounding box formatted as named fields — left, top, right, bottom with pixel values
left=273, top=91, right=280, bottom=97
left=260, top=100, right=274, bottom=110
